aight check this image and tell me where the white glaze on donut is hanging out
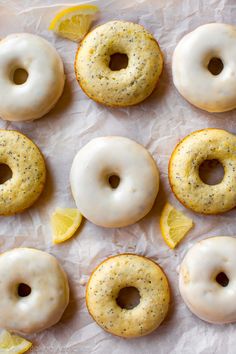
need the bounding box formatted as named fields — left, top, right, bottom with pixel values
left=0, top=33, right=65, bottom=121
left=70, top=136, right=159, bottom=228
left=172, top=23, right=236, bottom=112
left=0, top=248, right=69, bottom=334
left=179, top=237, right=236, bottom=324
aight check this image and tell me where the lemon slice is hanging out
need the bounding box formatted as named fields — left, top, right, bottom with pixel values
left=160, top=203, right=193, bottom=249
left=51, top=208, right=83, bottom=244
left=0, top=330, right=32, bottom=353
left=48, top=4, right=99, bottom=41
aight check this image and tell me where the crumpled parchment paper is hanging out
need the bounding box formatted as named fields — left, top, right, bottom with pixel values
left=0, top=0, right=236, bottom=353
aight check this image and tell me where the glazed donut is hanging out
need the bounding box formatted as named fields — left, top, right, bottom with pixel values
left=172, top=23, right=236, bottom=112
left=179, top=236, right=236, bottom=324
left=70, top=136, right=159, bottom=227
left=0, top=130, right=46, bottom=215
left=168, top=128, right=236, bottom=214
left=0, top=248, right=69, bottom=334
left=0, top=33, right=65, bottom=121
left=75, top=21, right=163, bottom=106
left=86, top=254, right=170, bottom=338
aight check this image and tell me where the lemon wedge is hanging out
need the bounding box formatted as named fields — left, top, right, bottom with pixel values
left=51, top=208, right=82, bottom=244
left=0, top=330, right=32, bottom=353
left=160, top=203, right=193, bottom=249
left=48, top=4, right=99, bottom=41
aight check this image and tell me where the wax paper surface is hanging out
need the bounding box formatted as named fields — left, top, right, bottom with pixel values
left=0, top=0, right=236, bottom=353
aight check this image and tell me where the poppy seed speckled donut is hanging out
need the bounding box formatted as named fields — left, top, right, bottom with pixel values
left=169, top=128, right=236, bottom=214
left=0, top=130, right=46, bottom=215
left=75, top=21, right=163, bottom=106
left=86, top=254, right=170, bottom=338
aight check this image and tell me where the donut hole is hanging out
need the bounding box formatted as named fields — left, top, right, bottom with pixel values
left=108, top=174, right=120, bottom=189
left=207, top=57, right=224, bottom=75
left=116, top=286, right=140, bottom=309
left=0, top=164, right=12, bottom=184
left=109, top=53, right=128, bottom=71
left=17, top=283, right=31, bottom=297
left=13, top=68, right=28, bottom=85
left=199, top=159, right=224, bottom=185
left=215, top=272, right=229, bottom=287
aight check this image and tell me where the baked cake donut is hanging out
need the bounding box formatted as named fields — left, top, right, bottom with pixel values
left=172, top=23, right=236, bottom=112
left=70, top=136, right=159, bottom=227
left=0, top=248, right=69, bottom=334
left=0, top=130, right=46, bottom=215
left=179, top=236, right=236, bottom=324
left=0, top=33, right=65, bottom=121
left=169, top=128, right=236, bottom=214
left=86, top=254, right=170, bottom=338
left=75, top=21, right=163, bottom=106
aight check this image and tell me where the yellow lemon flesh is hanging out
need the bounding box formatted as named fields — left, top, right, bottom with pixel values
left=51, top=208, right=83, bottom=244
left=160, top=203, right=193, bottom=249
left=49, top=5, right=99, bottom=41
left=0, top=330, right=32, bottom=353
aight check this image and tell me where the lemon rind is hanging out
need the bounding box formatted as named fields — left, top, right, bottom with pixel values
left=49, top=5, right=99, bottom=31
left=51, top=208, right=82, bottom=244
left=160, top=203, right=193, bottom=249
